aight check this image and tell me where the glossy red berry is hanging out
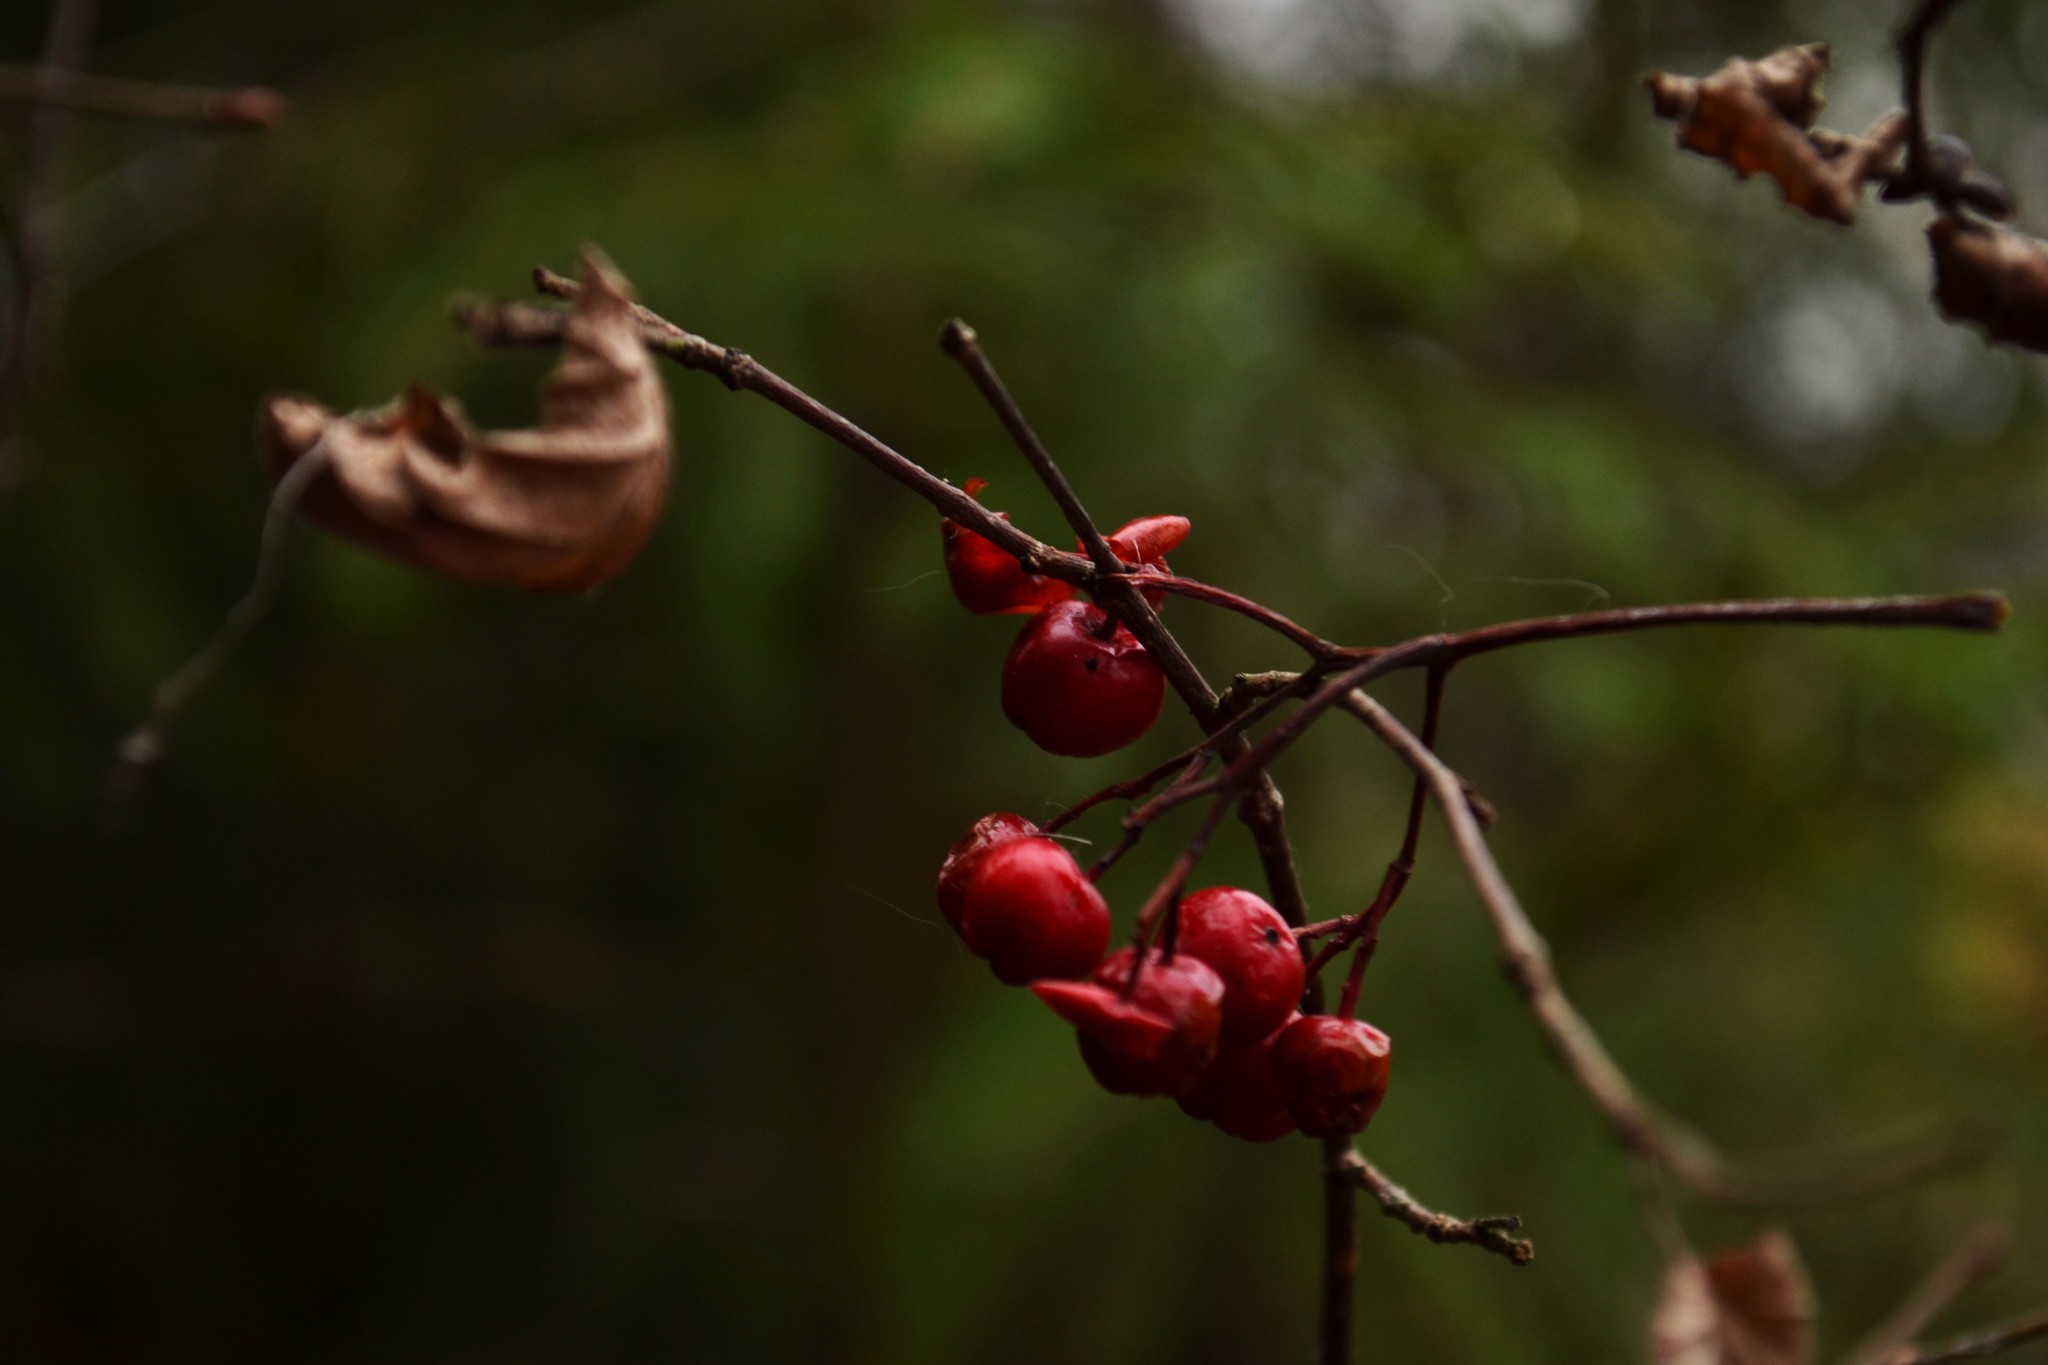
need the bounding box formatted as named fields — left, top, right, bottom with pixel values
left=942, top=479, right=1075, bottom=616
left=1270, top=1015, right=1392, bottom=1138
left=936, top=811, right=1038, bottom=932
left=1033, top=948, right=1224, bottom=1096
left=1176, top=1015, right=1299, bottom=1143
left=1001, top=600, right=1166, bottom=757
left=1176, top=887, right=1305, bottom=1040
left=955, top=836, right=1110, bottom=985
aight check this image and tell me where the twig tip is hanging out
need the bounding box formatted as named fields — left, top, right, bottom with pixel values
left=217, top=85, right=288, bottom=130
left=938, top=317, right=976, bottom=356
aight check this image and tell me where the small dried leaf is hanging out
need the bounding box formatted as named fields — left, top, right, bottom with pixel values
left=1651, top=1232, right=1816, bottom=1365
left=1647, top=45, right=1904, bottom=225
left=1928, top=216, right=2048, bottom=353
left=259, top=249, right=670, bottom=594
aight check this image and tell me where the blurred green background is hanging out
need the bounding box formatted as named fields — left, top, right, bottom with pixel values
left=4, top=0, right=2048, bottom=1360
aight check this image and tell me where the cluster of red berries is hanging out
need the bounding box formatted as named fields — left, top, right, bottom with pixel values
left=936, top=490, right=1393, bottom=1142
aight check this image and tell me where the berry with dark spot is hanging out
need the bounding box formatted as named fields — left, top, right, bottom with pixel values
left=1001, top=599, right=1166, bottom=757
left=1175, top=887, right=1305, bottom=1040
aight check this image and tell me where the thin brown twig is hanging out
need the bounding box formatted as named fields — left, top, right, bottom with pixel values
left=0, top=0, right=98, bottom=502
left=1329, top=662, right=1449, bottom=988
left=1343, top=1149, right=1534, bottom=1266
left=105, top=438, right=331, bottom=817
left=1046, top=749, right=1213, bottom=836
left=1337, top=685, right=1991, bottom=1207
left=1321, top=1134, right=1360, bottom=1365
left=1128, top=593, right=2006, bottom=833
left=1141, top=575, right=1340, bottom=657
left=1896, top=0, right=1969, bottom=197
left=1046, top=669, right=1324, bottom=839
left=480, top=283, right=1089, bottom=582
left=0, top=66, right=285, bottom=127
left=1337, top=684, right=1689, bottom=1163
left=1887, top=1311, right=2048, bottom=1364
left=939, top=319, right=1121, bottom=575
left=1364, top=594, right=2009, bottom=667
left=1842, top=1222, right=2011, bottom=1365
left=1082, top=752, right=1211, bottom=881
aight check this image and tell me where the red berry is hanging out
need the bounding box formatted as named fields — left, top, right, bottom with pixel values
left=956, top=836, right=1110, bottom=985
left=1176, top=887, right=1305, bottom=1040
left=1001, top=600, right=1166, bottom=757
left=1033, top=948, right=1223, bottom=1096
left=1104, top=514, right=1190, bottom=567
left=942, top=479, right=1075, bottom=616
left=1270, top=1016, right=1392, bottom=1138
left=936, top=811, right=1038, bottom=932
left=1177, top=1015, right=1299, bottom=1143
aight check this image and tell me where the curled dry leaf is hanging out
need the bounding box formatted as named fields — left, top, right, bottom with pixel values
left=258, top=249, right=670, bottom=594
left=1928, top=216, right=2048, bottom=353
left=1646, top=44, right=1906, bottom=225
left=1651, top=1230, right=1815, bottom=1365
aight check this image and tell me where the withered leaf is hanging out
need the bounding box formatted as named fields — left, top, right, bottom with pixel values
left=1928, top=216, right=2048, bottom=353
left=259, top=249, right=670, bottom=594
left=1650, top=1231, right=1815, bottom=1365
left=1646, top=44, right=1905, bottom=225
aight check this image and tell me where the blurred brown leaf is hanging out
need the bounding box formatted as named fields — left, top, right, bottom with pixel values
left=258, top=248, right=669, bottom=594
left=1651, top=1231, right=1815, bottom=1365
left=1927, top=216, right=2048, bottom=353
left=1647, top=44, right=1904, bottom=225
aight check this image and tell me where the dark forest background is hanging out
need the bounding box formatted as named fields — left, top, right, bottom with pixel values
left=4, top=1, right=2048, bottom=1361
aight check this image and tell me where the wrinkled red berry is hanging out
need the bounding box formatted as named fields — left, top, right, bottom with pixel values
left=1034, top=948, right=1224, bottom=1096
left=1177, top=1015, right=1299, bottom=1143
left=936, top=811, right=1038, bottom=932
left=1176, top=887, right=1305, bottom=1040
left=1270, top=1015, right=1391, bottom=1138
left=942, top=479, right=1076, bottom=616
left=956, top=836, right=1110, bottom=985
left=1001, top=600, right=1166, bottom=757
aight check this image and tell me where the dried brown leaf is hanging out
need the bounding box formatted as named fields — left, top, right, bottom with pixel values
left=1652, top=1231, right=1816, bottom=1365
left=1927, top=216, right=2048, bottom=353
left=1646, top=44, right=1905, bottom=225
left=258, top=248, right=670, bottom=594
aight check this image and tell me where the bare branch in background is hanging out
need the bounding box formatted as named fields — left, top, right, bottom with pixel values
left=1841, top=1223, right=2009, bottom=1365
left=0, top=0, right=100, bottom=500
left=0, top=67, right=285, bottom=127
